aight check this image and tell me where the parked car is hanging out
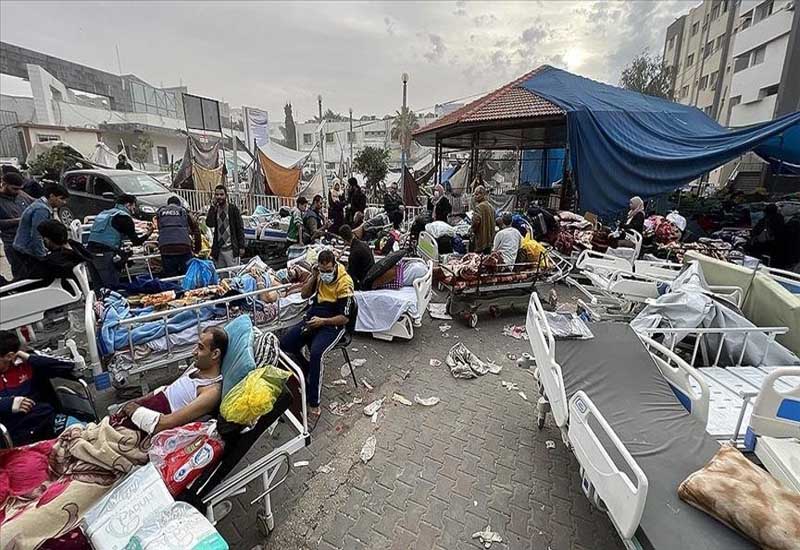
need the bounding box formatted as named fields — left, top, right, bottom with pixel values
left=60, top=169, right=185, bottom=223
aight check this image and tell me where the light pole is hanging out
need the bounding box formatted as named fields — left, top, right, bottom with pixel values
left=349, top=107, right=354, bottom=177
left=317, top=94, right=325, bottom=193
left=400, top=72, right=409, bottom=198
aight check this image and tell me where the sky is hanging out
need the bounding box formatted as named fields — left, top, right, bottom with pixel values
left=0, top=1, right=693, bottom=124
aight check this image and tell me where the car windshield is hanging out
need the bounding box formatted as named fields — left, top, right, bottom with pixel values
left=112, top=173, right=168, bottom=195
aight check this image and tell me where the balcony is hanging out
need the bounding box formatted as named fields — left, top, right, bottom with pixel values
left=733, top=9, right=793, bottom=56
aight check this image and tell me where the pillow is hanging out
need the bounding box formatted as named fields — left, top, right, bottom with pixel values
left=678, top=443, right=800, bottom=549
left=361, top=250, right=407, bottom=290
left=220, top=315, right=256, bottom=399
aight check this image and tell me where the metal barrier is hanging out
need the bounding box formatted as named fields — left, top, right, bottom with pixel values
left=174, top=188, right=425, bottom=225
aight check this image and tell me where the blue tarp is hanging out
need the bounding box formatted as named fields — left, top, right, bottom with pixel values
left=520, top=66, right=800, bottom=215
left=520, top=148, right=566, bottom=188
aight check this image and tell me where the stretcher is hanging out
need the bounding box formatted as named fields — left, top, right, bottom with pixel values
left=416, top=230, right=462, bottom=267
left=85, top=265, right=308, bottom=389
left=575, top=248, right=683, bottom=281
left=0, top=263, right=91, bottom=334
left=526, top=292, right=793, bottom=549
left=354, top=260, right=433, bottom=341
left=70, top=219, right=162, bottom=282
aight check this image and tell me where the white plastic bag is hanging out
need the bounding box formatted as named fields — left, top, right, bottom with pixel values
left=124, top=502, right=228, bottom=549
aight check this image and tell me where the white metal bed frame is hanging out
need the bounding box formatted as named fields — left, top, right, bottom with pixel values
left=368, top=260, right=434, bottom=341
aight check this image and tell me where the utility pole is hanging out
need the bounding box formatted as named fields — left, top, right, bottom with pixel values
left=317, top=94, right=326, bottom=197
left=349, top=108, right=354, bottom=177
left=318, top=95, right=323, bottom=121
left=400, top=72, right=409, bottom=198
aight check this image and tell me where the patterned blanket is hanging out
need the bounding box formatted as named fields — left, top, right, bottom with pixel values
left=0, top=418, right=148, bottom=549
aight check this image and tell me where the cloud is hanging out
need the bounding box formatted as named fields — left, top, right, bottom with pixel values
left=472, top=13, right=498, bottom=26
left=453, top=8, right=467, bottom=16
left=384, top=16, right=395, bottom=36
left=423, top=33, right=447, bottom=62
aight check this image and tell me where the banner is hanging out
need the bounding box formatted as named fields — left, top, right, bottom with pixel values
left=244, top=107, right=269, bottom=148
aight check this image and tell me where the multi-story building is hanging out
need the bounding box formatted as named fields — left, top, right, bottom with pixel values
left=727, top=0, right=797, bottom=126
left=0, top=42, right=259, bottom=171
left=662, top=0, right=739, bottom=122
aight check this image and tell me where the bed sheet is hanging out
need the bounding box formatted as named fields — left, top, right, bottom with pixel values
left=555, top=323, right=754, bottom=550
left=354, top=287, right=418, bottom=333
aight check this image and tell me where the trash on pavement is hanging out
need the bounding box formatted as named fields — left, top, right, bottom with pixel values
left=328, top=401, right=345, bottom=416
left=392, top=393, right=413, bottom=406
left=472, top=525, right=503, bottom=548
left=486, top=361, right=502, bottom=375
left=502, top=324, right=528, bottom=340
left=371, top=411, right=379, bottom=424
left=362, top=378, right=374, bottom=391
left=518, top=391, right=528, bottom=401
left=501, top=380, right=519, bottom=391
left=506, top=353, right=517, bottom=361
left=293, top=460, right=309, bottom=467
left=428, top=302, right=452, bottom=320
left=363, top=398, right=385, bottom=416
left=360, top=436, right=376, bottom=463
left=546, top=440, right=556, bottom=449
left=401, top=369, right=411, bottom=380
left=446, top=342, right=490, bottom=379
left=331, top=379, right=348, bottom=386
left=317, top=462, right=334, bottom=474
left=414, top=395, right=440, bottom=407
left=340, top=358, right=367, bottom=377
left=429, top=359, right=442, bottom=368
left=439, top=324, right=452, bottom=333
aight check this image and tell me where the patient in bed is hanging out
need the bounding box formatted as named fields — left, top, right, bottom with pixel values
left=371, top=259, right=427, bottom=290
left=114, top=327, right=227, bottom=434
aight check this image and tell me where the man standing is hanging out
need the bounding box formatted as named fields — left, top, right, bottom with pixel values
left=0, top=330, right=76, bottom=446
left=13, top=184, right=70, bottom=264
left=471, top=185, right=495, bottom=254
left=493, top=212, right=522, bottom=267
left=0, top=171, right=34, bottom=280
left=116, top=153, right=133, bottom=170
left=87, top=194, right=153, bottom=289
left=280, top=249, right=355, bottom=420
left=346, top=177, right=367, bottom=224
left=383, top=182, right=403, bottom=219
left=287, top=196, right=309, bottom=245
left=338, top=224, right=374, bottom=290
left=303, top=194, right=327, bottom=240
left=205, top=185, right=245, bottom=268
left=156, top=196, right=201, bottom=277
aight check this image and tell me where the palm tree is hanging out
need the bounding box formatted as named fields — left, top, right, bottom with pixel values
left=391, top=107, right=419, bottom=161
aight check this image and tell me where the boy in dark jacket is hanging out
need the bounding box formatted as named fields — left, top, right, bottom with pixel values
left=0, top=330, right=76, bottom=445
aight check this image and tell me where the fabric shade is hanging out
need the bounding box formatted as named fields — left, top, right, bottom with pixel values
left=257, top=140, right=309, bottom=169
left=402, top=166, right=420, bottom=206
left=259, top=148, right=302, bottom=197
left=299, top=169, right=324, bottom=200
left=192, top=163, right=223, bottom=192
left=520, top=66, right=800, bottom=216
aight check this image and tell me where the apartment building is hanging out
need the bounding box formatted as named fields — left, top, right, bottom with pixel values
left=662, top=0, right=738, bottom=122
left=727, top=0, right=797, bottom=126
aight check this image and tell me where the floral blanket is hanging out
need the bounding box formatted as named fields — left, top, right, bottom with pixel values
left=0, top=418, right=148, bottom=549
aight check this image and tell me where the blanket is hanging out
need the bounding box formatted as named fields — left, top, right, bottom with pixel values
left=0, top=418, right=148, bottom=549
left=354, top=287, right=419, bottom=332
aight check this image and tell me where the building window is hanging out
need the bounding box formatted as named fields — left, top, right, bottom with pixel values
left=668, top=37, right=675, bottom=50
left=704, top=40, right=714, bottom=58
left=754, top=0, right=774, bottom=23
left=711, top=4, right=720, bottom=20
left=703, top=106, right=713, bottom=116
left=741, top=16, right=752, bottom=30
left=156, top=146, right=168, bottom=166
left=730, top=95, right=742, bottom=108
left=364, top=130, right=386, bottom=139
left=691, top=21, right=699, bottom=36
left=699, top=75, right=709, bottom=89
left=723, top=0, right=728, bottom=13
left=681, top=85, right=690, bottom=98
left=687, top=53, right=695, bottom=66
left=752, top=45, right=766, bottom=65
left=709, top=70, right=719, bottom=89
left=303, top=133, right=313, bottom=145
left=325, top=132, right=334, bottom=143
left=715, top=36, right=723, bottom=50
left=758, top=84, right=779, bottom=98
left=733, top=54, right=750, bottom=73
left=37, top=134, right=60, bottom=142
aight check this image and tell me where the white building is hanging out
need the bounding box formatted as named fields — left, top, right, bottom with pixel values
left=727, top=0, right=795, bottom=126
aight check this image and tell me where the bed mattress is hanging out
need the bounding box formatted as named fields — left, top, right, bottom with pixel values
left=555, top=323, right=755, bottom=550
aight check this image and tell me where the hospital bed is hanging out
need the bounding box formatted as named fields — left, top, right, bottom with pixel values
left=70, top=219, right=162, bottom=282
left=354, top=260, right=433, bottom=341
left=417, top=230, right=460, bottom=267
left=575, top=248, right=684, bottom=281
left=526, top=292, right=794, bottom=549
left=0, top=263, right=91, bottom=337
left=85, top=266, right=309, bottom=389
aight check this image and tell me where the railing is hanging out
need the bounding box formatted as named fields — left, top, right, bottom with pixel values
left=174, top=188, right=425, bottom=225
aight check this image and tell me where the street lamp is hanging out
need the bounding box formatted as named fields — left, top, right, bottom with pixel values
left=400, top=72, right=409, bottom=198
left=317, top=94, right=323, bottom=121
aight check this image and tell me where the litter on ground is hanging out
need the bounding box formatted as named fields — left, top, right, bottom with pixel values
left=331, top=379, right=347, bottom=386
left=546, top=440, right=556, bottom=449
left=392, top=393, right=413, bottom=406
left=439, top=324, right=452, bottom=333
left=501, top=381, right=520, bottom=391
left=428, top=302, right=452, bottom=320
left=472, top=525, right=503, bottom=548
left=414, top=395, right=440, bottom=406
left=293, top=460, right=309, bottom=467
left=446, top=342, right=490, bottom=379
left=429, top=359, right=442, bottom=367
left=363, top=398, right=385, bottom=416
left=361, top=378, right=374, bottom=391
left=317, top=463, right=334, bottom=474
left=502, top=324, right=529, bottom=340
left=518, top=391, right=528, bottom=401
left=360, top=436, right=376, bottom=463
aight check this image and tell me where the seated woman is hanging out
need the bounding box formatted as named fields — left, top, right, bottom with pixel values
left=114, top=327, right=227, bottom=435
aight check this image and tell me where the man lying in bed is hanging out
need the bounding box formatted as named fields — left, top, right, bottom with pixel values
left=114, top=327, right=227, bottom=434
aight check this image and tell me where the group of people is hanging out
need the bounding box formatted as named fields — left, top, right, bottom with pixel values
left=748, top=203, right=800, bottom=270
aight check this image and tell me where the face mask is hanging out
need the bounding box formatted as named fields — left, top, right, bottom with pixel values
left=320, top=271, right=335, bottom=284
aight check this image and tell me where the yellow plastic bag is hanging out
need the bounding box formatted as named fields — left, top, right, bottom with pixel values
left=220, top=366, right=291, bottom=424
left=521, top=233, right=550, bottom=269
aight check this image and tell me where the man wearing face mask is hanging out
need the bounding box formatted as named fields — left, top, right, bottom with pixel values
left=205, top=185, right=245, bottom=268
left=427, top=183, right=451, bottom=222
left=280, top=249, right=355, bottom=422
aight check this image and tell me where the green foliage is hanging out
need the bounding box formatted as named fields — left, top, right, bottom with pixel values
left=620, top=52, right=673, bottom=99
left=391, top=107, right=420, bottom=156
left=28, top=144, right=74, bottom=178
left=314, top=108, right=347, bottom=123
left=353, top=146, right=389, bottom=190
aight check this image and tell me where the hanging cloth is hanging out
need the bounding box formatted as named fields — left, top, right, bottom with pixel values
left=258, top=148, right=301, bottom=197
left=192, top=162, right=223, bottom=191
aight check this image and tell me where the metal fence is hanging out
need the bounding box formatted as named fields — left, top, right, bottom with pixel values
left=173, top=188, right=425, bottom=225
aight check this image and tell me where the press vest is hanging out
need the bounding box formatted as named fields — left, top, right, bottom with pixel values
left=88, top=206, right=130, bottom=250
left=156, top=204, right=192, bottom=248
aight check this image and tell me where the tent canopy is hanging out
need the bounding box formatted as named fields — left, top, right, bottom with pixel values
left=520, top=66, right=800, bottom=215
left=258, top=140, right=309, bottom=169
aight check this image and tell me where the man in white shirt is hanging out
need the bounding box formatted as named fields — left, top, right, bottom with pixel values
left=493, top=212, right=522, bottom=267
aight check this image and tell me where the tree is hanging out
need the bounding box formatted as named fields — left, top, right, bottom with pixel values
left=284, top=103, right=297, bottom=150
left=314, top=108, right=347, bottom=123
left=619, top=52, right=672, bottom=99
left=391, top=106, right=420, bottom=160
left=28, top=144, right=79, bottom=179
left=129, top=134, right=153, bottom=167
left=353, top=146, right=389, bottom=193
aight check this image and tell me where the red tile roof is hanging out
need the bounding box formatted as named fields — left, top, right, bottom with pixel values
left=414, top=66, right=564, bottom=136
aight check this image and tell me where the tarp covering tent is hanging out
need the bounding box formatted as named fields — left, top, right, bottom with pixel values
left=90, top=142, right=120, bottom=168
left=520, top=66, right=800, bottom=215
left=520, top=148, right=565, bottom=188
left=298, top=169, right=324, bottom=200
left=255, top=140, right=310, bottom=197
left=173, top=135, right=224, bottom=191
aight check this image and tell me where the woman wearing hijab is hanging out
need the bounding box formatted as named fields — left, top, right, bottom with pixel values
left=328, top=181, right=345, bottom=234
left=428, top=184, right=452, bottom=222
left=622, top=196, right=645, bottom=234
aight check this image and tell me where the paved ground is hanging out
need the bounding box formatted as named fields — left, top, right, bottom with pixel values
left=216, top=288, right=624, bottom=550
